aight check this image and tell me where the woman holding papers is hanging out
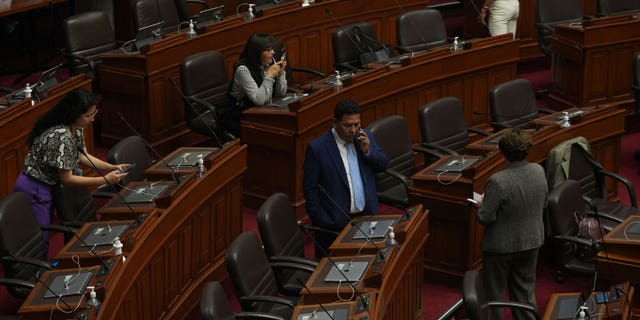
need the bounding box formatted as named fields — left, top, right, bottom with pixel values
left=224, top=33, right=288, bottom=137
left=14, top=88, right=129, bottom=246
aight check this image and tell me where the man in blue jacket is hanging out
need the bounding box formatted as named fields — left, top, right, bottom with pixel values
left=303, top=99, right=389, bottom=258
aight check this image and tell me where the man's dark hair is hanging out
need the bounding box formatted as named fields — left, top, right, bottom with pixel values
left=498, top=128, right=532, bottom=162
left=333, top=99, right=361, bottom=122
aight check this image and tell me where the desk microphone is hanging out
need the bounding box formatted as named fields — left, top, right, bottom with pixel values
left=4, top=252, right=87, bottom=320
left=77, top=147, right=145, bottom=226
left=316, top=184, right=389, bottom=263
left=324, top=8, right=368, bottom=71
left=166, top=77, right=225, bottom=148
left=116, top=112, right=181, bottom=185
left=298, top=223, right=369, bottom=309
left=32, top=197, right=113, bottom=276
left=295, top=278, right=337, bottom=320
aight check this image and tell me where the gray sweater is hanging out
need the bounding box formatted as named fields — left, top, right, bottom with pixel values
left=229, top=65, right=287, bottom=106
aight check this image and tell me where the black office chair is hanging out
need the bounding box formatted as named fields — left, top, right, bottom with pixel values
left=546, top=180, right=622, bottom=282
left=331, top=21, right=388, bottom=72
left=180, top=50, right=235, bottom=145
left=489, top=78, right=554, bottom=131
left=535, top=0, right=583, bottom=57
left=396, top=9, right=448, bottom=54
left=62, top=11, right=117, bottom=92
left=225, top=231, right=310, bottom=318
left=419, top=97, right=491, bottom=164
left=368, top=115, right=436, bottom=207
left=0, top=278, right=33, bottom=319
left=174, top=0, right=209, bottom=21
left=462, top=270, right=541, bottom=320
left=596, top=0, right=640, bottom=16
left=131, top=0, right=182, bottom=33
left=74, top=0, right=115, bottom=29
left=107, top=136, right=154, bottom=185
left=51, top=184, right=97, bottom=231
left=200, top=281, right=285, bottom=320
left=0, top=193, right=77, bottom=299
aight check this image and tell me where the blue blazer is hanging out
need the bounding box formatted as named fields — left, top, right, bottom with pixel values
left=303, top=128, right=388, bottom=230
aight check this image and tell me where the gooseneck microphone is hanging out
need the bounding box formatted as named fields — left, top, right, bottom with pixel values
left=166, top=77, right=224, bottom=148
left=316, top=184, right=389, bottom=263
left=32, top=197, right=112, bottom=275
left=115, top=112, right=180, bottom=185
left=298, top=223, right=369, bottom=309
left=295, top=278, right=337, bottom=320
left=77, top=147, right=144, bottom=226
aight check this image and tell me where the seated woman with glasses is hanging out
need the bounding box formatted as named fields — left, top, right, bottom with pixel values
left=224, top=33, right=287, bottom=137
left=14, top=88, right=130, bottom=247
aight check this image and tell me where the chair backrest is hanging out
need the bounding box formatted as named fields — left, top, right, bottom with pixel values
left=568, top=143, right=606, bottom=200
left=62, top=11, right=116, bottom=80
left=0, top=193, right=47, bottom=298
left=396, top=9, right=447, bottom=53
left=489, top=78, right=539, bottom=130
left=257, top=193, right=304, bottom=259
left=331, top=21, right=379, bottom=71
left=180, top=50, right=229, bottom=139
left=225, top=231, right=280, bottom=313
left=132, top=0, right=182, bottom=33
left=547, top=180, right=584, bottom=267
left=419, top=97, right=470, bottom=154
left=633, top=52, right=640, bottom=103
left=107, top=136, right=154, bottom=185
left=200, top=281, right=235, bottom=320
left=462, top=270, right=489, bottom=320
left=535, top=0, right=583, bottom=56
left=597, top=0, right=640, bottom=16
left=368, top=115, right=415, bottom=195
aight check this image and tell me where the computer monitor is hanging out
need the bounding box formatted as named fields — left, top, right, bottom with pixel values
left=196, top=5, right=224, bottom=29
left=134, top=21, right=165, bottom=51
left=12, top=64, right=62, bottom=100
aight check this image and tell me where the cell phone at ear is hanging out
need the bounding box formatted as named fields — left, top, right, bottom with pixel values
left=121, top=163, right=136, bottom=173
left=280, top=48, right=286, bottom=61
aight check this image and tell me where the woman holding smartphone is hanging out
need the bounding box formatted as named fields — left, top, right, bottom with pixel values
left=14, top=88, right=130, bottom=247
left=224, top=33, right=288, bottom=137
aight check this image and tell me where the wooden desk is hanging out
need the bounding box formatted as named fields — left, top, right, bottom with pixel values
left=410, top=105, right=625, bottom=281
left=99, top=0, right=429, bottom=153
left=18, top=265, right=100, bottom=320
left=293, top=301, right=368, bottom=320
left=550, top=14, right=640, bottom=110
left=301, top=205, right=429, bottom=319
left=597, top=215, right=640, bottom=284
left=0, top=75, right=93, bottom=199
left=242, top=34, right=519, bottom=215
left=543, top=283, right=634, bottom=320
left=90, top=142, right=247, bottom=320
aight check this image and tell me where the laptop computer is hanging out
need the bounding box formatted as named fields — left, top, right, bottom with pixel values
left=196, top=5, right=224, bottom=29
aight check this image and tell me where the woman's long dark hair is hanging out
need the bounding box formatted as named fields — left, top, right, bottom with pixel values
left=28, top=88, right=96, bottom=146
left=234, top=33, right=278, bottom=87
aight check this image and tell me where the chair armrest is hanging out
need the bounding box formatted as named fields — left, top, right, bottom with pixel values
left=383, top=168, right=412, bottom=189
left=0, top=278, right=35, bottom=290
left=290, top=66, right=326, bottom=78
left=40, top=224, right=79, bottom=235
left=585, top=211, right=624, bottom=224
left=468, top=127, right=491, bottom=136
left=421, top=142, right=459, bottom=156
left=239, top=295, right=296, bottom=308
left=270, top=261, right=316, bottom=274
left=301, top=224, right=340, bottom=236
left=2, top=256, right=52, bottom=270
left=61, top=50, right=99, bottom=79
left=554, top=235, right=600, bottom=249
left=235, top=312, right=286, bottom=320
left=598, top=170, right=638, bottom=207
left=395, top=45, right=412, bottom=54
left=335, top=62, right=359, bottom=73
left=537, top=108, right=555, bottom=114
left=188, top=96, right=217, bottom=115
left=186, top=0, right=208, bottom=7
left=269, top=255, right=318, bottom=267
left=413, top=145, right=446, bottom=160
left=485, top=301, right=540, bottom=320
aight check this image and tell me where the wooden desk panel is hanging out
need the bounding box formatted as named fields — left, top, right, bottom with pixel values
left=0, top=75, right=93, bottom=199
left=99, top=0, right=429, bottom=153
left=550, top=14, right=640, bottom=110
left=241, top=34, right=519, bottom=216
left=97, top=142, right=247, bottom=320
left=410, top=105, right=626, bottom=280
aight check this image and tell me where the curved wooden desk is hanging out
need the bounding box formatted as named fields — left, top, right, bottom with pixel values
left=241, top=34, right=519, bottom=215
left=99, top=0, right=429, bottom=153
left=94, top=142, right=247, bottom=320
